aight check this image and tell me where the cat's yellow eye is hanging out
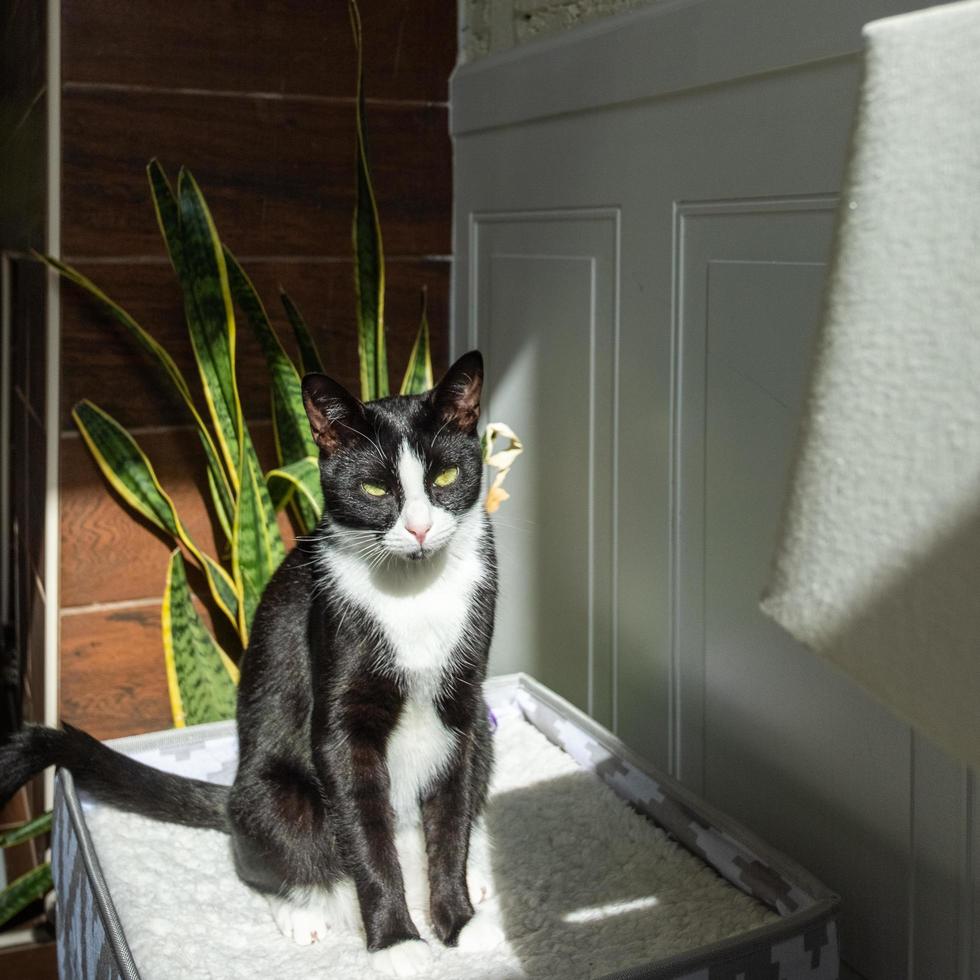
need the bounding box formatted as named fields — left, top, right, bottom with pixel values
left=361, top=482, right=387, bottom=497
left=434, top=467, right=459, bottom=488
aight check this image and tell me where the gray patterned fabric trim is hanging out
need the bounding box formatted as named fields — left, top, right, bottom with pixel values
left=54, top=771, right=139, bottom=980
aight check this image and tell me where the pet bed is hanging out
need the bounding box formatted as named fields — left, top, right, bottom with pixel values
left=51, top=673, right=839, bottom=979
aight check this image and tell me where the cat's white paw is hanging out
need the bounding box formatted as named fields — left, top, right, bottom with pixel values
left=456, top=909, right=505, bottom=952
left=369, top=939, right=433, bottom=977
left=268, top=895, right=329, bottom=946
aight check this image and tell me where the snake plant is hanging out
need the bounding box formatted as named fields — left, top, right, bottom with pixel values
left=42, top=0, right=521, bottom=729
left=0, top=811, right=52, bottom=928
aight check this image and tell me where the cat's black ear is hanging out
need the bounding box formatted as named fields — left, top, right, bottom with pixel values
left=302, top=373, right=367, bottom=453
left=430, top=351, right=483, bottom=435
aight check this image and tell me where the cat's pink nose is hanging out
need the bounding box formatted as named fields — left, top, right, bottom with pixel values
left=407, top=523, right=431, bottom=546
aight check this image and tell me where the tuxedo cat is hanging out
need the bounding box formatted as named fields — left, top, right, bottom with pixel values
left=0, top=351, right=500, bottom=976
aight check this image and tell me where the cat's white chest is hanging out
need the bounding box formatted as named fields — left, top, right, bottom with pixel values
left=322, top=514, right=486, bottom=675
left=386, top=696, right=455, bottom=824
left=369, top=572, right=473, bottom=673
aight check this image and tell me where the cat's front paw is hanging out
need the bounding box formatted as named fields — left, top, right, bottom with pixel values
left=369, top=939, right=433, bottom=977
left=456, top=908, right=505, bottom=952
left=429, top=897, right=474, bottom=947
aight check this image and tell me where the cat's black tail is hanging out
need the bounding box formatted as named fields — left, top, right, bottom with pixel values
left=0, top=723, right=230, bottom=832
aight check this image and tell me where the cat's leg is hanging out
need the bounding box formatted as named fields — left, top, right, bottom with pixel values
left=228, top=764, right=355, bottom=946
left=316, top=681, right=432, bottom=976
left=424, top=791, right=505, bottom=953
left=423, top=722, right=503, bottom=952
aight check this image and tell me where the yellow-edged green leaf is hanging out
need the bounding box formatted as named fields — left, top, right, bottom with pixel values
left=225, top=251, right=320, bottom=532
left=172, top=169, right=285, bottom=601
left=73, top=400, right=239, bottom=630
left=175, top=168, right=243, bottom=487
left=0, top=863, right=52, bottom=928
left=206, top=465, right=233, bottom=543
left=400, top=287, right=434, bottom=395
left=147, top=159, right=185, bottom=275
left=280, top=288, right=325, bottom=375
left=233, top=450, right=285, bottom=642
left=267, top=457, right=323, bottom=519
left=36, top=251, right=235, bottom=538
left=0, top=812, right=51, bottom=849
left=162, top=550, right=238, bottom=728
left=350, top=0, right=388, bottom=402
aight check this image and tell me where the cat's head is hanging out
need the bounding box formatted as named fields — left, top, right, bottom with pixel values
left=302, top=351, right=484, bottom=562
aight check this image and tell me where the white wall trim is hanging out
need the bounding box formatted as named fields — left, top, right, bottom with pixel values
left=669, top=193, right=838, bottom=785
left=467, top=207, right=620, bottom=725
left=44, top=0, right=62, bottom=806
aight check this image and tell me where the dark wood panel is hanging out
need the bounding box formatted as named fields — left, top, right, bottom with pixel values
left=0, top=942, right=58, bottom=980
left=60, top=604, right=176, bottom=738
left=11, top=258, right=47, bottom=426
left=60, top=427, right=220, bottom=608
left=60, top=588, right=243, bottom=739
left=1, top=0, right=45, bottom=123
left=25, top=575, right=45, bottom=735
left=60, top=421, right=295, bottom=608
left=61, top=89, right=451, bottom=258
left=0, top=92, right=46, bottom=252
left=62, top=0, right=455, bottom=104
left=60, top=257, right=450, bottom=429
left=26, top=408, right=46, bottom=591
left=244, top=258, right=451, bottom=394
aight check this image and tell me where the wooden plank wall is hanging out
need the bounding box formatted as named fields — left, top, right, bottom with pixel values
left=1, top=1, right=48, bottom=740
left=57, top=1, right=456, bottom=738
left=1, top=0, right=50, bottom=892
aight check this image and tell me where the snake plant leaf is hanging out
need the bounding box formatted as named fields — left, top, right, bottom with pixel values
left=350, top=0, right=388, bottom=402
left=400, top=288, right=434, bottom=395
left=267, top=456, right=323, bottom=519
left=162, top=550, right=238, bottom=728
left=225, top=252, right=320, bottom=532
left=205, top=466, right=233, bottom=543
left=147, top=158, right=185, bottom=276
left=232, top=450, right=285, bottom=642
left=0, top=862, right=53, bottom=928
left=73, top=400, right=239, bottom=630
left=36, top=252, right=235, bottom=540
left=175, top=169, right=284, bottom=597
left=0, top=811, right=52, bottom=849
left=174, top=168, right=244, bottom=489
left=280, top=289, right=325, bottom=375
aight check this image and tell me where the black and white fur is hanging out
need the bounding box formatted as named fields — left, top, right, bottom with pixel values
left=0, top=351, right=500, bottom=976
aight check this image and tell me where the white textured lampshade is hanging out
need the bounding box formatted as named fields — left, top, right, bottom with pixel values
left=761, top=0, right=980, bottom=770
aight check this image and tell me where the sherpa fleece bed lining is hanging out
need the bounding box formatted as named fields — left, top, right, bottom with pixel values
left=54, top=673, right=839, bottom=980
left=483, top=676, right=839, bottom=980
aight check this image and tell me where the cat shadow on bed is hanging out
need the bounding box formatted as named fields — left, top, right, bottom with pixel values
left=486, top=769, right=768, bottom=979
